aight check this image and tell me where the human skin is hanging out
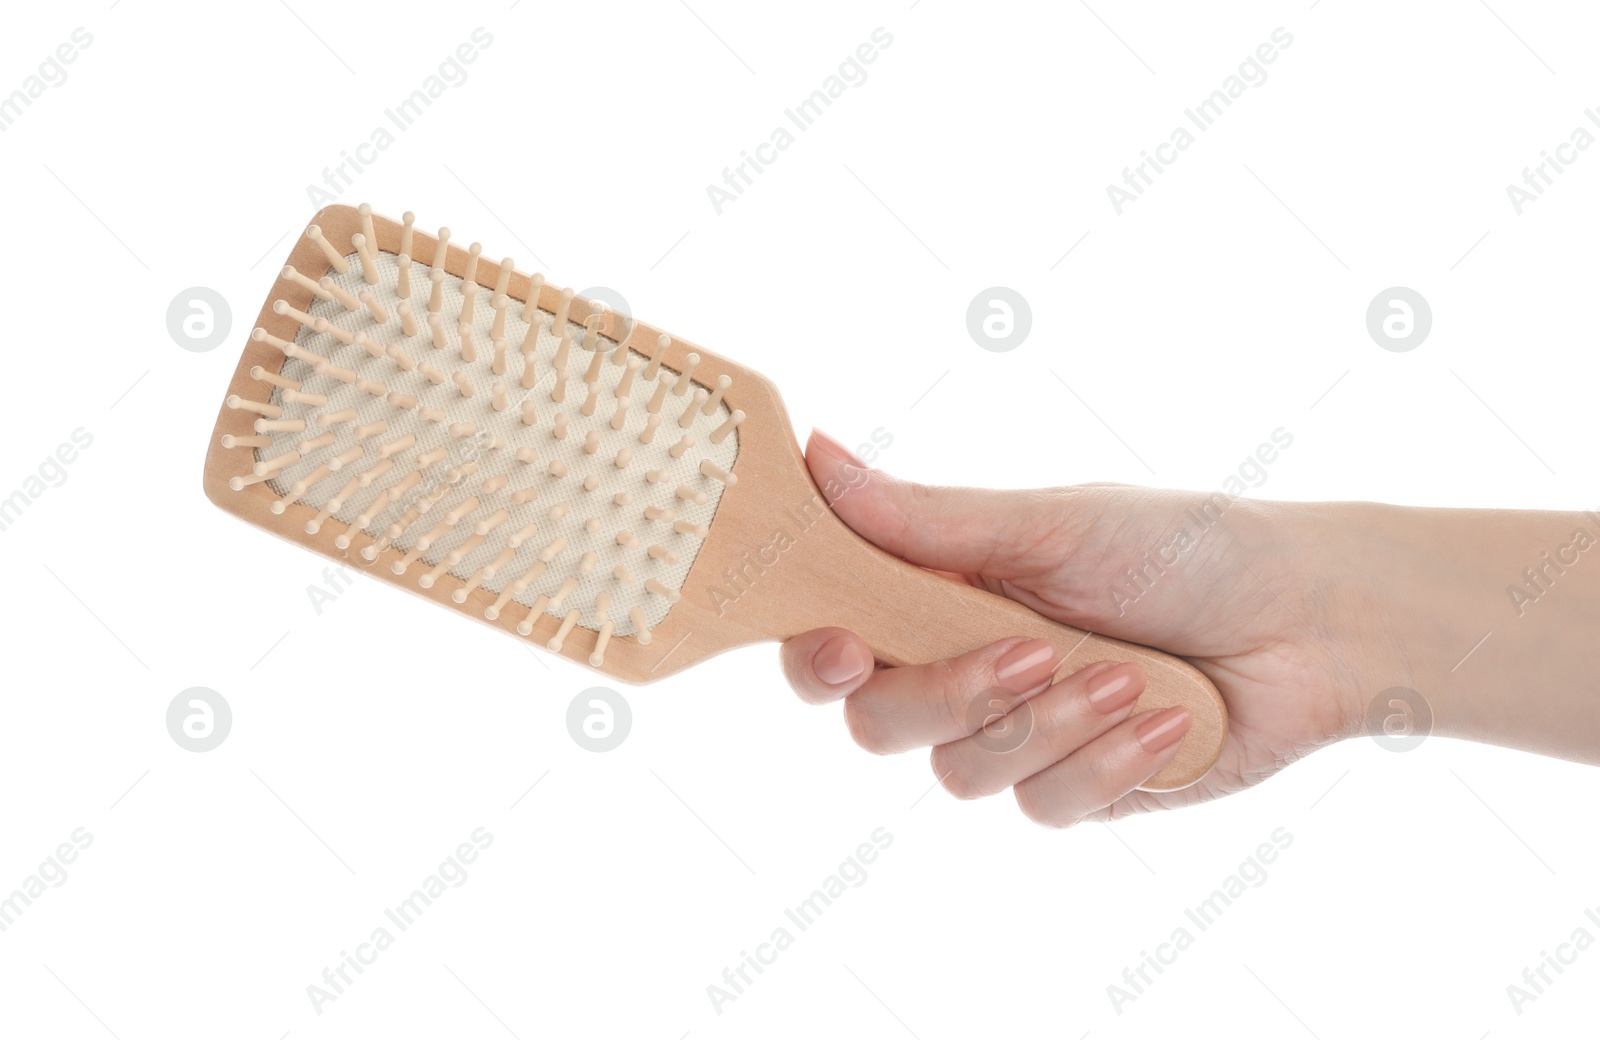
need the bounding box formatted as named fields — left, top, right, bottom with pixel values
left=781, top=430, right=1600, bottom=827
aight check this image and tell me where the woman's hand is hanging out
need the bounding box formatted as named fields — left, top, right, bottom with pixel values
left=781, top=430, right=1375, bottom=827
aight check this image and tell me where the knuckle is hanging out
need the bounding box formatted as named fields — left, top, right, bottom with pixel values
left=930, top=746, right=981, bottom=801
left=1079, top=750, right=1123, bottom=798
left=927, top=661, right=974, bottom=736
left=1034, top=713, right=1084, bottom=763
left=843, top=698, right=896, bottom=756
left=1014, top=781, right=1081, bottom=830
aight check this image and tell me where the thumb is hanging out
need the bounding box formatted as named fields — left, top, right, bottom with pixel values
left=805, top=429, right=1072, bottom=581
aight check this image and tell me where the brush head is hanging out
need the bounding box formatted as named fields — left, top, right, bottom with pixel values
left=205, top=204, right=783, bottom=679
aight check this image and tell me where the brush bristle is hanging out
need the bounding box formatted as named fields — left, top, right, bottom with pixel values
left=227, top=209, right=742, bottom=663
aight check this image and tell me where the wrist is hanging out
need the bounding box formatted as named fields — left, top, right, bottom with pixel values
left=1313, top=500, right=1600, bottom=761
left=1259, top=500, right=1395, bottom=741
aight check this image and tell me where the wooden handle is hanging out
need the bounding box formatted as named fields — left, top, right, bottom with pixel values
left=740, top=504, right=1227, bottom=792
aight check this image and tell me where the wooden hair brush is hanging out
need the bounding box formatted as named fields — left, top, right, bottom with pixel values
left=203, top=203, right=1226, bottom=791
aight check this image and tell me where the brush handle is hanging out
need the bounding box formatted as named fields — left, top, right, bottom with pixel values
left=744, top=501, right=1227, bottom=791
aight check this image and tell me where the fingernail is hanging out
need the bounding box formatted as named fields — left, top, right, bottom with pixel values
left=993, top=638, right=1060, bottom=693
left=1085, top=663, right=1144, bottom=714
left=811, top=428, right=867, bottom=468
left=814, top=636, right=871, bottom=685
left=1135, top=707, right=1191, bottom=755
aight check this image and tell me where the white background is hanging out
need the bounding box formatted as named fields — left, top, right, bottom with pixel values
left=2, top=1, right=1598, bottom=1036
